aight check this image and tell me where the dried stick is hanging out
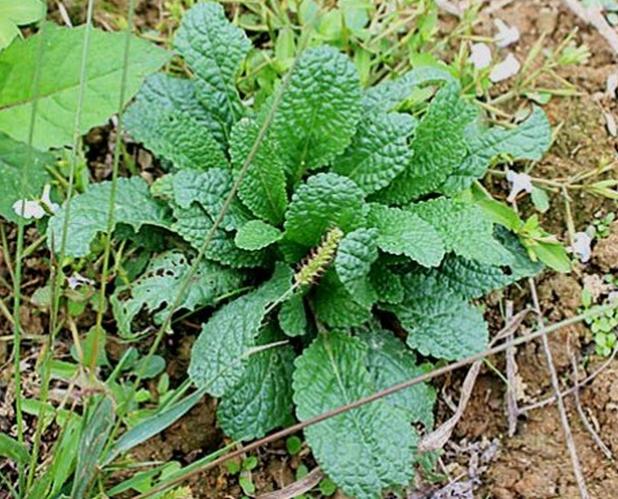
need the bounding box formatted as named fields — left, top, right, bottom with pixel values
left=504, top=301, right=520, bottom=437
left=563, top=0, right=618, bottom=56
left=257, top=467, right=324, bottom=499
left=570, top=353, right=614, bottom=460
left=529, top=278, right=589, bottom=499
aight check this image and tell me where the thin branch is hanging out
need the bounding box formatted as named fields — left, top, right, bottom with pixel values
left=529, top=278, right=589, bottom=499
left=257, top=467, right=324, bottom=499
left=136, top=302, right=618, bottom=498
left=505, top=301, right=520, bottom=437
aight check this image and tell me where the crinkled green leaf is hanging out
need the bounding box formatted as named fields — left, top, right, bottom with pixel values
left=172, top=203, right=265, bottom=268
left=408, top=197, right=512, bottom=266
left=440, top=106, right=552, bottom=194
left=368, top=204, right=445, bottom=267
left=230, top=117, right=288, bottom=225
left=0, top=24, right=169, bottom=150
left=358, top=327, right=436, bottom=428
left=47, top=177, right=172, bottom=257
left=496, top=226, right=544, bottom=279
left=270, top=47, right=362, bottom=178
left=293, top=332, right=416, bottom=499
left=278, top=293, right=308, bottom=337
left=174, top=2, right=250, bottom=143
left=217, top=328, right=295, bottom=441
left=111, top=251, right=243, bottom=337
left=0, top=132, right=53, bottom=223
left=171, top=168, right=249, bottom=232
left=362, top=66, right=456, bottom=113
left=386, top=274, right=488, bottom=360
left=189, top=265, right=292, bottom=396
left=124, top=74, right=227, bottom=170
left=335, top=228, right=379, bottom=307
left=375, top=81, right=476, bottom=203
left=284, top=173, right=366, bottom=247
left=332, top=112, right=415, bottom=194
left=314, top=270, right=371, bottom=328
left=235, top=220, right=282, bottom=250
left=369, top=264, right=404, bottom=304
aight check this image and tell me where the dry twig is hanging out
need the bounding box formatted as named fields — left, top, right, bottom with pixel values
left=504, top=301, right=520, bottom=437
left=257, top=467, right=324, bottom=499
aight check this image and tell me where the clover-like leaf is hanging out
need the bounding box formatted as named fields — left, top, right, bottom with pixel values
left=284, top=173, right=366, bottom=248
left=270, top=46, right=362, bottom=178
left=47, top=177, right=172, bottom=257
left=293, top=332, right=417, bottom=499
left=189, top=265, right=292, bottom=396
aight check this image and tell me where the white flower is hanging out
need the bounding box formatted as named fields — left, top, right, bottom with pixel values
left=571, top=231, right=592, bottom=263
left=469, top=42, right=492, bottom=70
left=494, top=19, right=520, bottom=48
left=506, top=169, right=533, bottom=202
left=11, top=184, right=59, bottom=220
left=12, top=199, right=46, bottom=219
left=490, top=53, right=521, bottom=82
left=67, top=273, right=94, bottom=289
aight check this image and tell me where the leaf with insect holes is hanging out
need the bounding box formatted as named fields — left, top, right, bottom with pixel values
left=408, top=197, right=513, bottom=266
left=235, top=220, right=282, bottom=250
left=189, top=265, right=293, bottom=396
left=47, top=177, right=172, bottom=257
left=368, top=204, right=445, bottom=267
left=335, top=228, right=379, bottom=308
left=384, top=274, right=489, bottom=360
left=230, top=117, right=288, bottom=225
left=111, top=251, right=244, bottom=338
left=314, top=270, right=372, bottom=328
left=269, top=47, right=362, bottom=178
left=278, top=293, right=308, bottom=337
left=357, top=326, right=436, bottom=428
left=124, top=74, right=227, bottom=170
left=362, top=66, right=456, bottom=113
left=172, top=203, right=265, bottom=268
left=284, top=173, right=366, bottom=248
left=174, top=2, right=251, bottom=144
left=217, top=327, right=295, bottom=441
left=0, top=24, right=169, bottom=150
left=0, top=0, right=46, bottom=50
left=375, top=81, right=477, bottom=203
left=293, top=332, right=417, bottom=499
left=0, top=132, right=53, bottom=223
left=332, top=112, right=416, bottom=194
left=170, top=168, right=250, bottom=232
left=440, top=106, right=552, bottom=194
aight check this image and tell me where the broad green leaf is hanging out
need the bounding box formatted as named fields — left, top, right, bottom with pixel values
left=440, top=106, right=552, bottom=194
left=278, top=293, right=308, bottom=337
left=495, top=227, right=544, bottom=279
left=230, top=117, right=288, bottom=225
left=172, top=203, right=265, bottom=268
left=174, top=2, right=250, bottom=143
left=47, top=177, right=172, bottom=257
left=362, top=66, right=456, bottom=112
left=171, top=168, right=249, bottom=231
left=358, top=327, right=436, bottom=428
left=314, top=270, right=371, bottom=328
left=189, top=265, right=292, bottom=396
left=332, top=112, right=415, bottom=194
left=335, top=228, right=379, bottom=307
left=368, top=204, right=445, bottom=267
left=0, top=0, right=45, bottom=50
left=0, top=24, right=169, bottom=150
left=386, top=274, right=488, bottom=360
left=408, top=197, right=513, bottom=266
left=217, top=328, right=295, bottom=441
left=376, top=81, right=476, bottom=203
left=0, top=132, right=53, bottom=222
left=235, top=220, right=282, bottom=250
left=72, top=397, right=115, bottom=499
left=369, top=264, right=404, bottom=304
left=532, top=240, right=571, bottom=273
left=270, top=47, right=362, bottom=178
left=111, top=251, right=244, bottom=337
left=284, top=173, right=366, bottom=247
left=124, top=74, right=227, bottom=170
left=0, top=433, right=29, bottom=464
left=293, top=332, right=416, bottom=499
